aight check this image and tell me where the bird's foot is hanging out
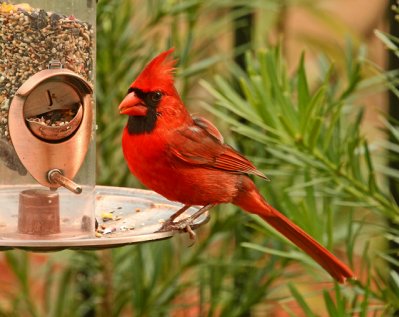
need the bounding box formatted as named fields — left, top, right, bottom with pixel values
left=157, top=216, right=197, bottom=240
left=157, top=204, right=214, bottom=241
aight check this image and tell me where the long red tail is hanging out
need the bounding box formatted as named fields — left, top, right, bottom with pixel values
left=233, top=178, right=355, bottom=283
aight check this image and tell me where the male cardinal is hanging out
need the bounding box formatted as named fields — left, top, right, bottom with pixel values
left=119, top=48, right=354, bottom=283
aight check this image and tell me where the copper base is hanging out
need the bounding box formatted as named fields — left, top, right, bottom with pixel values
left=18, top=189, right=60, bottom=235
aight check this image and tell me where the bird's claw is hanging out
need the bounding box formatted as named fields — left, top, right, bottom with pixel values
left=157, top=217, right=197, bottom=241
left=156, top=204, right=213, bottom=242
left=184, top=224, right=196, bottom=241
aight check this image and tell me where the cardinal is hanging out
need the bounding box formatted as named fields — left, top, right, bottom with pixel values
left=119, top=48, right=354, bottom=283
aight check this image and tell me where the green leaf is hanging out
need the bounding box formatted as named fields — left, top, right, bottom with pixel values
left=297, top=52, right=310, bottom=114
left=288, top=284, right=317, bottom=317
left=375, top=30, right=399, bottom=58
left=299, top=85, right=326, bottom=136
left=323, top=290, right=339, bottom=316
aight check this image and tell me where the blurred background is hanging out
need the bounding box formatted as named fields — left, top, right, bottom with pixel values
left=1, top=0, right=399, bottom=316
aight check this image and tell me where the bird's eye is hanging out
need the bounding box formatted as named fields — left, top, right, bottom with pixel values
left=151, top=91, right=162, bottom=102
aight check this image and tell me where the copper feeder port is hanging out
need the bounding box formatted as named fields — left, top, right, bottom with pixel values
left=8, top=68, right=93, bottom=190
left=18, top=189, right=60, bottom=236
left=22, top=78, right=84, bottom=142
left=26, top=103, right=83, bottom=142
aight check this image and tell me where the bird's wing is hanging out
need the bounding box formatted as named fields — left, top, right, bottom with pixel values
left=168, top=116, right=268, bottom=179
left=192, top=116, right=224, bottom=143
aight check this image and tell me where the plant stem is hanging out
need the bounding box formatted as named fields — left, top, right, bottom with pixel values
left=311, top=149, right=398, bottom=219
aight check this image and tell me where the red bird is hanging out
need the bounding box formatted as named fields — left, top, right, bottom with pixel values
left=119, top=48, right=355, bottom=283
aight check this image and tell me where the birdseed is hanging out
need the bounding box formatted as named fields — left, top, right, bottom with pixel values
left=26, top=104, right=79, bottom=127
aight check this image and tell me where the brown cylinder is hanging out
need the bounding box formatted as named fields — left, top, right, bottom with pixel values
left=18, top=189, right=60, bottom=235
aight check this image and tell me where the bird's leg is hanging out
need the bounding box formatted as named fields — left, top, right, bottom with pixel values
left=157, top=204, right=191, bottom=233
left=157, top=204, right=214, bottom=240
left=180, top=204, right=214, bottom=240
left=169, top=205, right=190, bottom=222
left=187, top=204, right=214, bottom=222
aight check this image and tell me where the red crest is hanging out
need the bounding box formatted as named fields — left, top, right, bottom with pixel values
left=131, top=48, right=176, bottom=93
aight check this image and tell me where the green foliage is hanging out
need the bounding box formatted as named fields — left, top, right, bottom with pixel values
left=96, top=0, right=144, bottom=187
left=203, top=47, right=396, bottom=218
left=202, top=46, right=399, bottom=315
left=1, top=1, right=398, bottom=317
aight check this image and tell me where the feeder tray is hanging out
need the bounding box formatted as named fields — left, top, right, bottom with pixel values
left=0, top=186, right=209, bottom=252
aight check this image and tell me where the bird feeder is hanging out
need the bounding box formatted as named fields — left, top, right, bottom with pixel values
left=0, top=1, right=207, bottom=251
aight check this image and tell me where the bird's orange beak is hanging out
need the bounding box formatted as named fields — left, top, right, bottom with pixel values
left=119, top=92, right=148, bottom=116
